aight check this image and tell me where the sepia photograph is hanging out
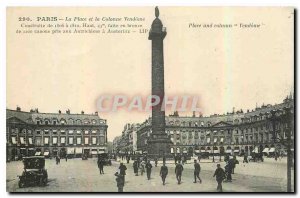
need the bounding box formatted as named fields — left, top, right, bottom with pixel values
left=5, top=6, right=295, bottom=193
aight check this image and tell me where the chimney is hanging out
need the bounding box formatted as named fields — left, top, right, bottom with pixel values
left=95, top=111, right=98, bottom=115
left=81, top=111, right=84, bottom=114
left=16, top=106, right=21, bottom=111
left=58, top=110, right=61, bottom=114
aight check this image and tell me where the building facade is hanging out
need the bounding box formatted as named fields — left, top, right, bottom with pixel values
left=6, top=108, right=108, bottom=160
left=136, top=96, right=294, bottom=156
left=113, top=123, right=140, bottom=155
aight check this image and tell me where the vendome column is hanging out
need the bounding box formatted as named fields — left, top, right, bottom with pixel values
left=147, top=7, right=173, bottom=158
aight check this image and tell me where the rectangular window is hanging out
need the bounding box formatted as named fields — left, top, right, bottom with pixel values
left=35, top=137, right=41, bottom=146
left=44, top=137, right=49, bottom=144
left=69, top=130, right=74, bottom=134
left=53, top=137, right=58, bottom=144
left=85, top=137, right=89, bottom=144
left=92, top=130, right=97, bottom=134
left=99, top=137, right=105, bottom=144
left=77, top=137, right=81, bottom=144
left=11, top=137, right=16, bottom=144
left=28, top=137, right=33, bottom=145
left=92, top=137, right=97, bottom=144
left=60, top=137, right=66, bottom=144
left=77, top=130, right=81, bottom=134
left=20, top=137, right=25, bottom=144
left=69, top=137, right=73, bottom=144
left=84, top=130, right=89, bottom=134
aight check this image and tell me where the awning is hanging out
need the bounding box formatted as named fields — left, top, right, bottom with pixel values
left=183, top=151, right=187, bottom=153
left=35, top=152, right=41, bottom=156
left=225, top=150, right=232, bottom=154
left=200, top=150, right=206, bottom=152
left=92, top=150, right=98, bottom=154
left=75, top=148, right=83, bottom=154
left=262, top=148, right=269, bottom=153
left=269, top=148, right=275, bottom=153
left=67, top=148, right=75, bottom=154
left=136, top=151, right=142, bottom=154
left=195, top=150, right=200, bottom=153
left=213, top=150, right=220, bottom=154
left=252, top=147, right=259, bottom=153
left=28, top=148, right=35, bottom=150
left=234, top=150, right=239, bottom=153
left=44, top=151, right=49, bottom=156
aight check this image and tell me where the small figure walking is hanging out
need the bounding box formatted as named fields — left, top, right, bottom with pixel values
left=160, top=162, right=168, bottom=185
left=119, top=163, right=127, bottom=183
left=145, top=160, right=153, bottom=180
left=193, top=160, right=202, bottom=183
left=56, top=156, right=60, bottom=165
left=115, top=172, right=124, bottom=192
left=155, top=157, right=158, bottom=167
left=98, top=159, right=104, bottom=174
left=133, top=160, right=139, bottom=176
left=140, top=161, right=145, bottom=176
left=213, top=164, right=226, bottom=192
left=65, top=155, right=68, bottom=162
left=175, top=161, right=184, bottom=184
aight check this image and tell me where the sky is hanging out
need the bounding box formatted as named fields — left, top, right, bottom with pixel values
left=7, top=7, right=294, bottom=141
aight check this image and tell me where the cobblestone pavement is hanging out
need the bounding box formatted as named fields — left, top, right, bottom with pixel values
left=6, top=157, right=294, bottom=192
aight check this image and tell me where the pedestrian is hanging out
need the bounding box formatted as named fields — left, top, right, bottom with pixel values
left=115, top=172, right=124, bottom=192
left=174, top=155, right=177, bottom=164
left=198, top=155, right=201, bottom=162
left=65, top=155, right=68, bottom=162
left=155, top=157, right=158, bottom=167
left=163, top=155, right=166, bottom=164
left=224, top=161, right=232, bottom=182
left=193, top=160, right=202, bottom=183
left=56, top=156, right=60, bottom=165
left=230, top=157, right=237, bottom=174
left=243, top=153, right=248, bottom=163
left=99, top=159, right=105, bottom=174
left=140, top=161, right=145, bottom=176
left=145, top=160, right=152, bottom=180
left=133, top=160, right=139, bottom=176
left=213, top=164, right=226, bottom=192
left=160, top=162, right=168, bottom=185
left=126, top=156, right=130, bottom=164
left=175, top=161, right=184, bottom=184
left=119, top=163, right=127, bottom=183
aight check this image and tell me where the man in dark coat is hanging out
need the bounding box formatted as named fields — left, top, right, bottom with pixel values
left=213, top=164, right=226, bottom=192
left=145, top=160, right=152, bottom=180
left=99, top=159, right=104, bottom=174
left=115, top=172, right=124, bottom=192
left=160, top=162, right=168, bottom=185
left=162, top=155, right=166, bottom=164
left=155, top=157, right=158, bottom=167
left=225, top=161, right=232, bottom=182
left=193, top=160, right=202, bottom=183
left=126, top=155, right=130, bottom=164
left=119, top=163, right=127, bottom=183
left=175, top=161, right=184, bottom=184
left=133, top=160, right=139, bottom=176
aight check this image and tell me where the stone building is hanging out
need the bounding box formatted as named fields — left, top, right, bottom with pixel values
left=136, top=96, right=294, bottom=156
left=113, top=123, right=140, bottom=155
left=6, top=108, right=108, bottom=160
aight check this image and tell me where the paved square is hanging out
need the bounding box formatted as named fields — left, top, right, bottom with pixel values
left=6, top=156, right=293, bottom=192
